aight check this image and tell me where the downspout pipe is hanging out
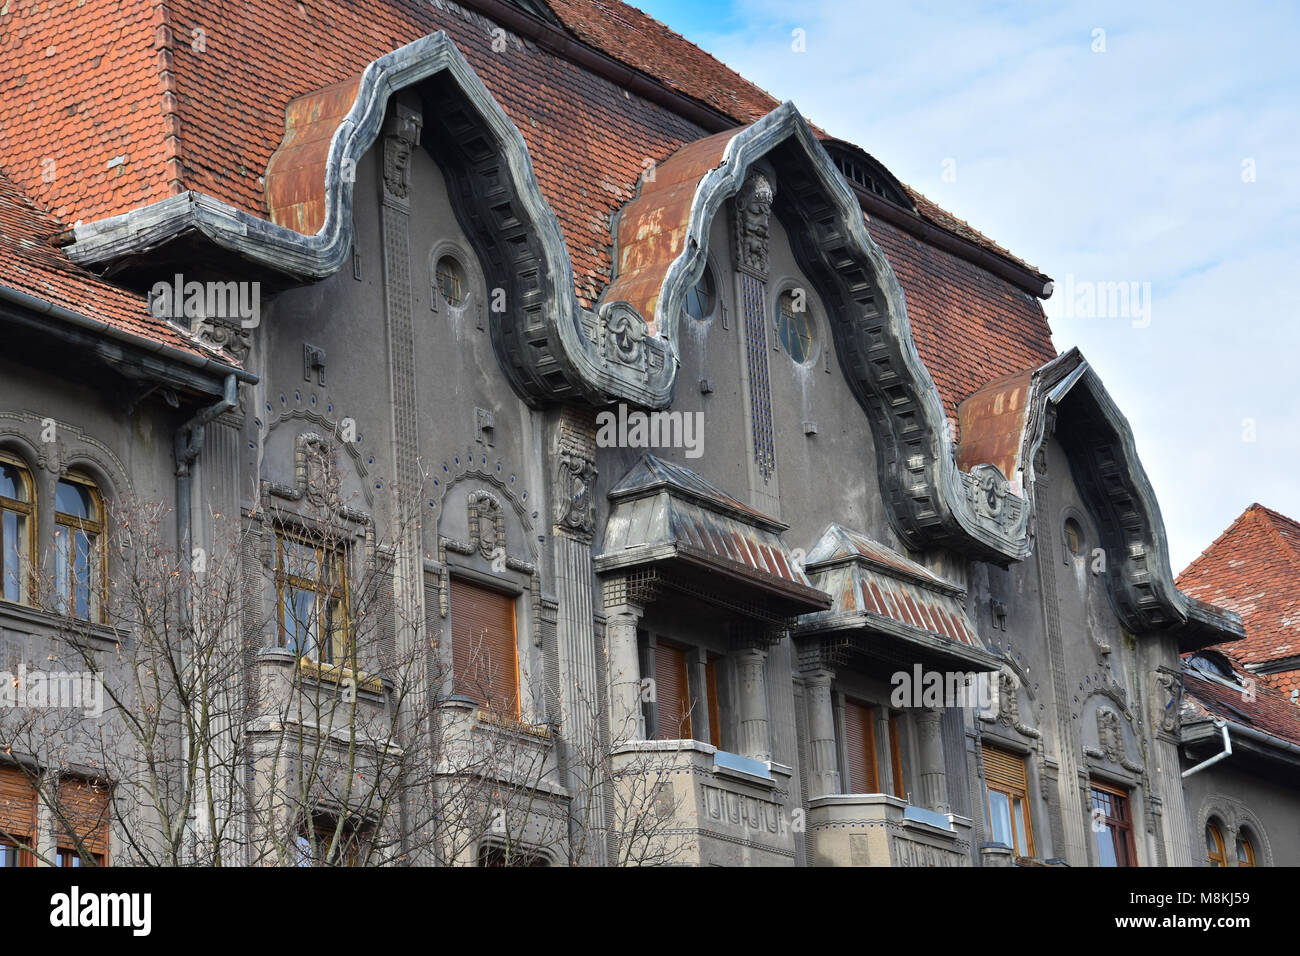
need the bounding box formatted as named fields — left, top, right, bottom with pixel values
left=1182, top=719, right=1232, bottom=778
left=172, top=372, right=238, bottom=865
left=174, top=373, right=238, bottom=563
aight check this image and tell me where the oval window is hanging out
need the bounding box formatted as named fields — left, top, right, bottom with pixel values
left=683, top=265, right=716, bottom=322
left=776, top=288, right=815, bottom=364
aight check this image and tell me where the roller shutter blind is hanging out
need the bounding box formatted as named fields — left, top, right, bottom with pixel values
left=55, top=777, right=110, bottom=862
left=985, top=745, right=1035, bottom=858
left=983, top=745, right=1028, bottom=792
left=450, top=577, right=519, bottom=717
left=844, top=699, right=878, bottom=794
left=653, top=641, right=692, bottom=740
left=0, top=765, right=36, bottom=845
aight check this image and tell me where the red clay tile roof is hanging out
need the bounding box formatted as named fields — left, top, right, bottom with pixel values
left=868, top=216, right=1056, bottom=421
left=0, top=167, right=212, bottom=359
left=546, top=0, right=779, bottom=124
left=0, top=0, right=1055, bottom=410
left=1183, top=656, right=1300, bottom=749
left=1177, top=504, right=1300, bottom=688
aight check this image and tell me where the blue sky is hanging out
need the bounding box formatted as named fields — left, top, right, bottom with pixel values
left=636, top=0, right=1300, bottom=573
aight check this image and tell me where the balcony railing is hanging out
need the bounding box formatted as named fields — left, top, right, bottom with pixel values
left=807, top=793, right=973, bottom=866
left=608, top=739, right=798, bottom=866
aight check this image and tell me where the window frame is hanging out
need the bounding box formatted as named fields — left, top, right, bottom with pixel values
left=705, top=653, right=723, bottom=749
left=0, top=451, right=35, bottom=606
left=888, top=711, right=907, bottom=799
left=1062, top=516, right=1084, bottom=557
left=682, top=263, right=718, bottom=323
left=55, top=846, right=104, bottom=868
left=842, top=697, right=879, bottom=794
left=53, top=471, right=106, bottom=623
left=434, top=253, right=468, bottom=309
left=448, top=573, right=521, bottom=719
left=983, top=744, right=1036, bottom=858
left=651, top=638, right=693, bottom=741
left=1090, top=779, right=1138, bottom=867
left=0, top=838, right=32, bottom=867
left=273, top=525, right=352, bottom=668
left=296, top=813, right=368, bottom=867
left=1235, top=831, right=1256, bottom=867
left=774, top=286, right=817, bottom=365
left=638, top=631, right=726, bottom=748
left=1206, top=819, right=1227, bottom=866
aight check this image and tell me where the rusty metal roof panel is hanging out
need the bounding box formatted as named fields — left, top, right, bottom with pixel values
left=798, top=523, right=987, bottom=660
left=596, top=455, right=830, bottom=612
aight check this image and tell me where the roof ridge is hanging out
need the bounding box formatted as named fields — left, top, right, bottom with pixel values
left=153, top=1, right=185, bottom=195
left=1249, top=503, right=1300, bottom=577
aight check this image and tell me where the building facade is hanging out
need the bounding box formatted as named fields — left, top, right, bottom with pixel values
left=0, top=0, right=1282, bottom=866
left=1176, top=505, right=1300, bottom=868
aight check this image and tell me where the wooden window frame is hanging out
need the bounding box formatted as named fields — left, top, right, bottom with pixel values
left=639, top=633, right=726, bottom=747
left=297, top=813, right=368, bottom=867
left=1089, top=779, right=1138, bottom=867
left=274, top=525, right=351, bottom=668
left=705, top=653, right=723, bottom=749
left=0, top=452, right=35, bottom=607
left=1235, top=831, right=1256, bottom=867
left=0, top=838, right=34, bottom=868
left=53, top=472, right=106, bottom=623
left=55, top=846, right=105, bottom=868
left=983, top=745, right=1036, bottom=858
left=478, top=841, right=549, bottom=867
left=888, top=711, right=907, bottom=800
left=1206, top=819, right=1227, bottom=867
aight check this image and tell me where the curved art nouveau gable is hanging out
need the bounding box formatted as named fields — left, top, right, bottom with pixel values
left=1048, top=360, right=1244, bottom=650
left=604, top=103, right=1031, bottom=562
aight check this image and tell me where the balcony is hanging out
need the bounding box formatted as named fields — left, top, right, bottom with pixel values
left=807, top=793, right=973, bottom=866
left=608, top=740, right=797, bottom=866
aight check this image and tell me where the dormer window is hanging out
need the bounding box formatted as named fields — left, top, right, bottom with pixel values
left=824, top=142, right=915, bottom=210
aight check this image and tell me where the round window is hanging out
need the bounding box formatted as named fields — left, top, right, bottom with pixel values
left=683, top=265, right=716, bottom=322
left=435, top=255, right=467, bottom=308
left=776, top=288, right=815, bottom=363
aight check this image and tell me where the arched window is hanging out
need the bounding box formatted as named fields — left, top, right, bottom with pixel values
left=1206, top=820, right=1227, bottom=866
left=776, top=288, right=815, bottom=364
left=0, top=453, right=34, bottom=604
left=435, top=254, right=467, bottom=308
left=1063, top=517, right=1084, bottom=557
left=1236, top=831, right=1256, bottom=867
left=54, top=474, right=104, bottom=622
